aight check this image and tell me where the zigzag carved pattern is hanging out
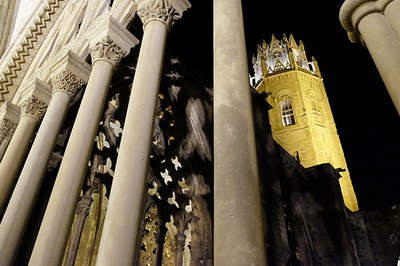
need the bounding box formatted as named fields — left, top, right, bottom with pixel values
left=0, top=0, right=64, bottom=101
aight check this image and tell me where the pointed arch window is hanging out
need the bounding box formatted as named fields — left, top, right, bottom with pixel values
left=279, top=94, right=295, bottom=126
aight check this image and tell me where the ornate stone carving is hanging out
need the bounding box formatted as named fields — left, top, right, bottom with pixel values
left=0, top=0, right=67, bottom=102
left=137, top=0, right=183, bottom=30
left=89, top=36, right=127, bottom=67
left=76, top=194, right=94, bottom=217
left=51, top=69, right=85, bottom=99
left=0, top=119, right=17, bottom=140
left=20, top=95, right=48, bottom=121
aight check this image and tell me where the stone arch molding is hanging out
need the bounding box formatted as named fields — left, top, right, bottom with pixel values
left=275, top=89, right=294, bottom=102
left=0, top=0, right=138, bottom=104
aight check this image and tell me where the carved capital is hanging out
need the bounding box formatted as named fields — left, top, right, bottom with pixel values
left=20, top=95, right=48, bottom=122
left=0, top=119, right=18, bottom=140
left=0, top=101, right=20, bottom=140
left=87, top=16, right=139, bottom=68
left=18, top=78, right=51, bottom=122
left=50, top=49, right=91, bottom=99
left=51, top=70, right=85, bottom=99
left=137, top=0, right=191, bottom=30
left=89, top=36, right=127, bottom=67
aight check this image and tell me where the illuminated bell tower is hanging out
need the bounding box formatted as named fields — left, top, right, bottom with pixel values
left=251, top=34, right=359, bottom=212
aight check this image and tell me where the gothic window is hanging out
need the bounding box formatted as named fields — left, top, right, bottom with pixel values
left=279, top=94, right=295, bottom=126
left=309, top=94, right=323, bottom=126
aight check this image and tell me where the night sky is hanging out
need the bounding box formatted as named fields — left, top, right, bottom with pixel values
left=168, top=0, right=400, bottom=211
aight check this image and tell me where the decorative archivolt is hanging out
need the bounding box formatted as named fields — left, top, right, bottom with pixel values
left=275, top=90, right=293, bottom=102
left=0, top=0, right=138, bottom=105
left=0, top=0, right=67, bottom=103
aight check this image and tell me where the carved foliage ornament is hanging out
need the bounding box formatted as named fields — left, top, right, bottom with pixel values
left=0, top=119, right=18, bottom=140
left=137, top=0, right=182, bottom=29
left=51, top=69, right=85, bottom=99
left=89, top=36, right=127, bottom=67
left=20, top=95, right=48, bottom=121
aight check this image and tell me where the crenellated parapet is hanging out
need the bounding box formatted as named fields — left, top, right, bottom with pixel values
left=251, top=34, right=320, bottom=87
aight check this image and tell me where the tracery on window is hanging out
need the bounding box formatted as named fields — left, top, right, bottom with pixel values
left=279, top=93, right=295, bottom=126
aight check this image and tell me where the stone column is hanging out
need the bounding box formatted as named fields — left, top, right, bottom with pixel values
left=214, top=0, right=266, bottom=265
left=0, top=102, right=20, bottom=161
left=0, top=80, right=51, bottom=215
left=385, top=0, right=400, bottom=39
left=0, top=140, right=10, bottom=161
left=96, top=1, right=190, bottom=265
left=340, top=0, right=400, bottom=115
left=28, top=16, right=138, bottom=266
left=0, top=51, right=90, bottom=266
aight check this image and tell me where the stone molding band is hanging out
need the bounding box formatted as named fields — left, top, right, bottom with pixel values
left=0, top=0, right=66, bottom=103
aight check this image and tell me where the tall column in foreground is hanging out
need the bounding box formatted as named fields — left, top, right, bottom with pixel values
left=340, top=0, right=400, bottom=115
left=96, top=1, right=190, bottom=265
left=0, top=80, right=51, bottom=215
left=29, top=17, right=138, bottom=266
left=214, top=0, right=267, bottom=265
left=0, top=50, right=90, bottom=266
left=0, top=102, right=20, bottom=161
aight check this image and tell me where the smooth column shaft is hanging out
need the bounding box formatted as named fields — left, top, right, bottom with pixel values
left=0, top=139, right=10, bottom=161
left=0, top=92, right=70, bottom=265
left=385, top=0, right=400, bottom=40
left=359, top=12, right=400, bottom=114
left=29, top=62, right=113, bottom=266
left=214, top=0, right=266, bottom=265
left=96, top=20, right=167, bottom=266
left=0, top=116, right=38, bottom=214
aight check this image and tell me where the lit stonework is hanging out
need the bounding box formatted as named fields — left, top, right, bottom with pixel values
left=340, top=0, right=400, bottom=115
left=51, top=70, right=85, bottom=98
left=1, top=1, right=399, bottom=265
left=89, top=36, right=128, bottom=68
left=0, top=101, right=20, bottom=160
left=29, top=16, right=138, bottom=266
left=0, top=0, right=67, bottom=103
left=0, top=50, right=90, bottom=265
left=214, top=0, right=267, bottom=264
left=19, top=95, right=48, bottom=122
left=136, top=0, right=190, bottom=30
left=252, top=34, right=359, bottom=212
left=0, top=102, right=20, bottom=141
left=96, top=1, right=190, bottom=265
left=0, top=78, right=51, bottom=215
left=0, top=119, right=17, bottom=141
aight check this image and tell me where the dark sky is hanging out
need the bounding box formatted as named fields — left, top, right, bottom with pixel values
left=169, top=1, right=400, bottom=211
